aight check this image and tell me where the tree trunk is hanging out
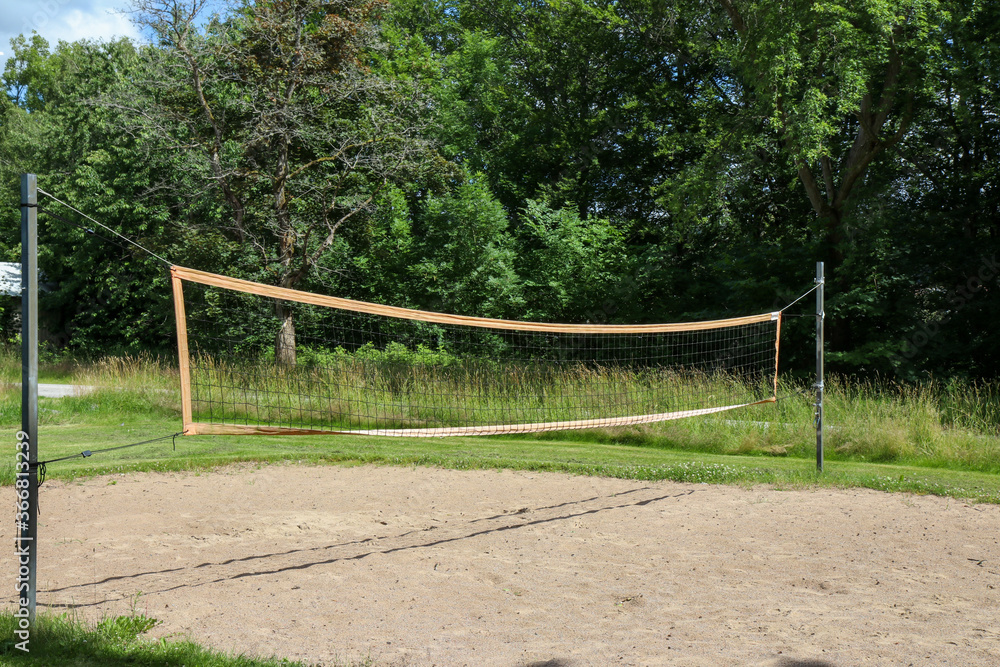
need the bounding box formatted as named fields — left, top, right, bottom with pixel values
left=275, top=301, right=297, bottom=368
left=272, top=129, right=298, bottom=367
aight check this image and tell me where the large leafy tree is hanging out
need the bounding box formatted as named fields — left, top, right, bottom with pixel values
left=124, top=0, right=436, bottom=364
left=865, top=0, right=1000, bottom=378
left=0, top=35, right=192, bottom=354
left=380, top=0, right=700, bottom=233
left=380, top=0, right=722, bottom=327
left=631, top=0, right=950, bottom=365
left=714, top=0, right=945, bottom=260
left=701, top=0, right=952, bottom=367
left=410, top=178, right=524, bottom=318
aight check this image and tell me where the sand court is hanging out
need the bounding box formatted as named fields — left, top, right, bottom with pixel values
left=4, top=463, right=999, bottom=666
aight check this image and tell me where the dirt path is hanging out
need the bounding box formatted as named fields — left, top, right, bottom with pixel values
left=3, top=463, right=999, bottom=666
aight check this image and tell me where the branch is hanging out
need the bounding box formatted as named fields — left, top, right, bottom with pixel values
left=795, top=158, right=830, bottom=218
left=820, top=156, right=835, bottom=205
left=160, top=5, right=247, bottom=240
left=285, top=139, right=381, bottom=181
left=835, top=34, right=909, bottom=209
left=311, top=193, right=375, bottom=268
left=775, top=98, right=828, bottom=217
left=717, top=0, right=747, bottom=35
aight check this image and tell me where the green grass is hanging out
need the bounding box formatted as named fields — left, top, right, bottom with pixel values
left=7, top=420, right=999, bottom=503
left=0, top=609, right=367, bottom=666
left=0, top=352, right=999, bottom=503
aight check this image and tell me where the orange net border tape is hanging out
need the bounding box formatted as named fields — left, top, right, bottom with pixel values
left=170, top=265, right=780, bottom=334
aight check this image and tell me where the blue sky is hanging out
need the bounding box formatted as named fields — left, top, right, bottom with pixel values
left=0, top=0, right=142, bottom=72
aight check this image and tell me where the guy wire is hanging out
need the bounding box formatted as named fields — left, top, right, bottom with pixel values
left=780, top=282, right=821, bottom=313
left=39, top=207, right=135, bottom=256
left=37, top=188, right=172, bottom=266
left=36, top=433, right=185, bottom=487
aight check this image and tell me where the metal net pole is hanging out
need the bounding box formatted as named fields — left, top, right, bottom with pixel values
left=815, top=261, right=825, bottom=472
left=18, top=174, right=39, bottom=627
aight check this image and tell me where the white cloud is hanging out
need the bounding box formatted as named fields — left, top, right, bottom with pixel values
left=1, top=0, right=143, bottom=73
left=64, top=7, right=138, bottom=40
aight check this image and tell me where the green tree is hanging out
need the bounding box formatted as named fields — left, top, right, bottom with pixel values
left=410, top=177, right=523, bottom=317
left=439, top=0, right=709, bottom=227
left=865, top=0, right=1000, bottom=378
left=0, top=35, right=190, bottom=354
left=519, top=199, right=627, bottom=321
left=713, top=0, right=945, bottom=263
left=125, top=0, right=436, bottom=364
left=635, top=0, right=952, bottom=367
left=341, top=185, right=418, bottom=307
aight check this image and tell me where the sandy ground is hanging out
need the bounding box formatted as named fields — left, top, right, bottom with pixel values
left=3, top=463, right=1000, bottom=666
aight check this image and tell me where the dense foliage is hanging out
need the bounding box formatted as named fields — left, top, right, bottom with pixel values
left=0, top=0, right=997, bottom=379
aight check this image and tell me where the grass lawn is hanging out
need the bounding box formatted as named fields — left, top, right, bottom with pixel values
left=4, top=416, right=999, bottom=504
left=0, top=608, right=362, bottom=666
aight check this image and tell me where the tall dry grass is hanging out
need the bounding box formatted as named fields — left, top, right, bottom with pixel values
left=0, top=350, right=180, bottom=425
left=0, top=345, right=998, bottom=473
left=188, top=352, right=773, bottom=432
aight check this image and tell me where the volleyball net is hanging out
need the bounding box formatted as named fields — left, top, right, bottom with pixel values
left=171, top=266, right=781, bottom=437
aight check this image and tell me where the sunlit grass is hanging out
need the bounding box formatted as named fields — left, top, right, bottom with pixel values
left=0, top=609, right=370, bottom=666
left=529, top=375, right=1000, bottom=474
left=0, top=349, right=999, bottom=493
left=2, top=422, right=999, bottom=504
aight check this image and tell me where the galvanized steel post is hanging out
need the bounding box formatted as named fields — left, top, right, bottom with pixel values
left=815, top=261, right=825, bottom=473
left=19, top=174, right=38, bottom=623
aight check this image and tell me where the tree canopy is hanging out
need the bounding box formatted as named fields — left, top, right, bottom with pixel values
left=1, top=0, right=998, bottom=379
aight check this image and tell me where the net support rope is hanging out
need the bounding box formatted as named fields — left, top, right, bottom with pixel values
left=36, top=433, right=184, bottom=486
left=37, top=189, right=172, bottom=265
